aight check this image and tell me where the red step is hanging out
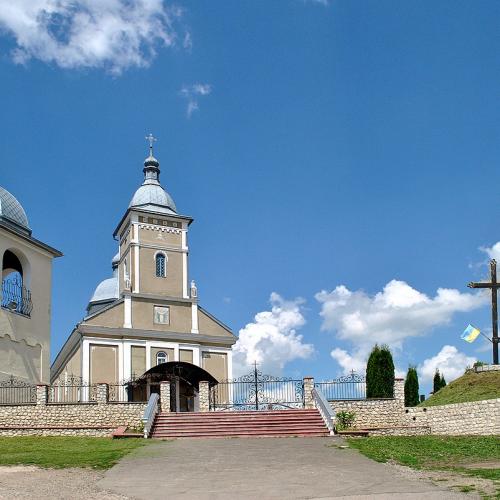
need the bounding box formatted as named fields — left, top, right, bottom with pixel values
left=151, top=409, right=330, bottom=439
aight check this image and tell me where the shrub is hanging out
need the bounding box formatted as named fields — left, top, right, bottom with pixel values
left=366, top=344, right=395, bottom=398
left=404, top=366, right=419, bottom=407
left=336, top=410, right=356, bottom=430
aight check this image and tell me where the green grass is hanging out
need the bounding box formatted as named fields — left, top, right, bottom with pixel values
left=420, top=370, right=500, bottom=407
left=347, top=436, right=500, bottom=482
left=0, top=437, right=151, bottom=469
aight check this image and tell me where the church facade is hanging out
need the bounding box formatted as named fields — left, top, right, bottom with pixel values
left=51, top=145, right=235, bottom=409
left=0, top=186, right=62, bottom=383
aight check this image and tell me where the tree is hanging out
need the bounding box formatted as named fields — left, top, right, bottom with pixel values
left=366, top=344, right=395, bottom=398
left=404, top=366, right=419, bottom=407
left=366, top=344, right=381, bottom=398
left=433, top=369, right=444, bottom=393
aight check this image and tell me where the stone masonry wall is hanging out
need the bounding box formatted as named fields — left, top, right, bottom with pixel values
left=0, top=384, right=146, bottom=437
left=405, top=398, right=500, bottom=436
left=328, top=379, right=406, bottom=428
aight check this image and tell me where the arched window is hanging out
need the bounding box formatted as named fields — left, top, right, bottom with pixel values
left=155, top=253, right=166, bottom=278
left=1, top=249, right=32, bottom=316
left=156, top=351, right=168, bottom=365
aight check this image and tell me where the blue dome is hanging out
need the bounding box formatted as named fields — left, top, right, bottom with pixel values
left=0, top=186, right=30, bottom=232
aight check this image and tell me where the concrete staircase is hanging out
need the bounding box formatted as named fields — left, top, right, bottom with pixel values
left=151, top=409, right=330, bottom=439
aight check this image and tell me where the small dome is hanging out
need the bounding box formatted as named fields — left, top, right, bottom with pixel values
left=128, top=153, right=177, bottom=215
left=129, top=184, right=177, bottom=215
left=87, top=254, right=119, bottom=315
left=89, top=277, right=119, bottom=304
left=0, top=186, right=30, bottom=232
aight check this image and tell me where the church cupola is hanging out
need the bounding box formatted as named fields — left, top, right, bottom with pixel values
left=128, top=134, right=177, bottom=215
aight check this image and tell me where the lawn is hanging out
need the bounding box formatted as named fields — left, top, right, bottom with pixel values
left=420, top=370, right=500, bottom=407
left=348, top=436, right=500, bottom=482
left=0, top=437, right=151, bottom=469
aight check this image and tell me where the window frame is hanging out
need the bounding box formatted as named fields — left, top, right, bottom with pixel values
left=155, top=252, right=167, bottom=278
left=156, top=351, right=168, bottom=365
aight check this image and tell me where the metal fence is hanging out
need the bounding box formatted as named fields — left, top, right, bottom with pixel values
left=108, top=383, right=147, bottom=403
left=48, top=376, right=97, bottom=403
left=314, top=372, right=366, bottom=401
left=1, top=277, right=33, bottom=317
left=0, top=376, right=36, bottom=405
left=210, top=368, right=304, bottom=411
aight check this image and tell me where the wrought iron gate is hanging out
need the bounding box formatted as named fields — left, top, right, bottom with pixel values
left=210, top=366, right=304, bottom=411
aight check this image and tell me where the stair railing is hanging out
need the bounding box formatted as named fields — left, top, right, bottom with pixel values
left=312, top=387, right=336, bottom=435
left=142, top=393, right=159, bottom=438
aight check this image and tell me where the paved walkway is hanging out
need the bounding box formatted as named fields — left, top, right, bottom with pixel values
left=99, top=437, right=470, bottom=499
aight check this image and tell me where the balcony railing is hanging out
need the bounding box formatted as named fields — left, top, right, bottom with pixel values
left=1, top=277, right=33, bottom=317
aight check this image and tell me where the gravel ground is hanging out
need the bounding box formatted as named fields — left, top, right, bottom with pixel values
left=384, top=462, right=496, bottom=499
left=0, top=466, right=130, bottom=500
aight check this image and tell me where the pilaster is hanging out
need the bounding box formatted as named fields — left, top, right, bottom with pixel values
left=160, top=381, right=171, bottom=412
left=36, top=385, right=48, bottom=406
left=97, top=384, right=109, bottom=405
left=303, top=377, right=315, bottom=409
left=199, top=381, right=210, bottom=412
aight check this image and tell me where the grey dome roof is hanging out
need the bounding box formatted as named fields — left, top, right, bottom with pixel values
left=128, top=154, right=177, bottom=215
left=87, top=254, right=119, bottom=315
left=0, top=186, right=30, bottom=232
left=129, top=184, right=177, bottom=214
left=89, top=276, right=119, bottom=303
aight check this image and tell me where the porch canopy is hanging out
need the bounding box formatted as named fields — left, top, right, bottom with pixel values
left=129, top=361, right=218, bottom=390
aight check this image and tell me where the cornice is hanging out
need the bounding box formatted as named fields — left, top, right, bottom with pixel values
left=78, top=325, right=236, bottom=346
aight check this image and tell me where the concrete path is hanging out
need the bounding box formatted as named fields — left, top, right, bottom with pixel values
left=99, top=437, right=471, bottom=499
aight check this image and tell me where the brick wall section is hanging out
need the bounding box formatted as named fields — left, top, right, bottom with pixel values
left=405, top=398, right=500, bottom=436
left=328, top=379, right=406, bottom=428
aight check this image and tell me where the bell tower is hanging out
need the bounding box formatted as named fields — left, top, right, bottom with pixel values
left=115, top=136, right=192, bottom=301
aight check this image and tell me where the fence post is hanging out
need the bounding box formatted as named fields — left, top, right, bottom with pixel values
left=36, top=385, right=48, bottom=405
left=160, top=381, right=171, bottom=413
left=394, top=378, right=405, bottom=407
left=96, top=383, right=109, bottom=405
left=199, top=381, right=210, bottom=412
left=303, top=377, right=315, bottom=409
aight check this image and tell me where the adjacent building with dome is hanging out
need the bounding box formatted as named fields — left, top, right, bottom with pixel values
left=51, top=147, right=235, bottom=411
left=0, top=186, right=62, bottom=383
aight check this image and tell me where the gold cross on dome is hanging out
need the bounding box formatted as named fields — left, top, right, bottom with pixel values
left=145, top=133, right=157, bottom=155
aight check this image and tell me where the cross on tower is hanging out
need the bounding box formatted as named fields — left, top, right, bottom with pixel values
left=468, top=259, right=499, bottom=365
left=145, top=133, right=157, bottom=156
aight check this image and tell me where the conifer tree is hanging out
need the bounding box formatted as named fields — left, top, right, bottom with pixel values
left=433, top=369, right=441, bottom=393
left=440, top=373, right=446, bottom=390
left=366, top=344, right=395, bottom=398
left=404, top=366, right=419, bottom=407
left=366, top=344, right=381, bottom=398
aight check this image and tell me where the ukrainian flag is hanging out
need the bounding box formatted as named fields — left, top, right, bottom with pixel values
left=461, top=324, right=480, bottom=343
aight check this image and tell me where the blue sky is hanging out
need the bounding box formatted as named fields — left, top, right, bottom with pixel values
left=0, top=0, right=498, bottom=393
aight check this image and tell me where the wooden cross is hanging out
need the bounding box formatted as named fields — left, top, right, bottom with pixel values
left=468, top=259, right=499, bottom=365
left=145, top=133, right=157, bottom=155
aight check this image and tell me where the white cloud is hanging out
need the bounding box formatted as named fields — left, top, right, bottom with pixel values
left=232, top=293, right=314, bottom=376
left=316, top=280, right=486, bottom=374
left=0, top=0, right=182, bottom=74
left=303, top=0, right=329, bottom=5
left=418, top=345, right=476, bottom=383
left=479, top=242, right=500, bottom=262
left=179, top=83, right=212, bottom=117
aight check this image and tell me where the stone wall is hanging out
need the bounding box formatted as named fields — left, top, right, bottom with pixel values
left=405, top=398, right=500, bottom=436
left=0, top=384, right=146, bottom=437
left=328, top=379, right=406, bottom=428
